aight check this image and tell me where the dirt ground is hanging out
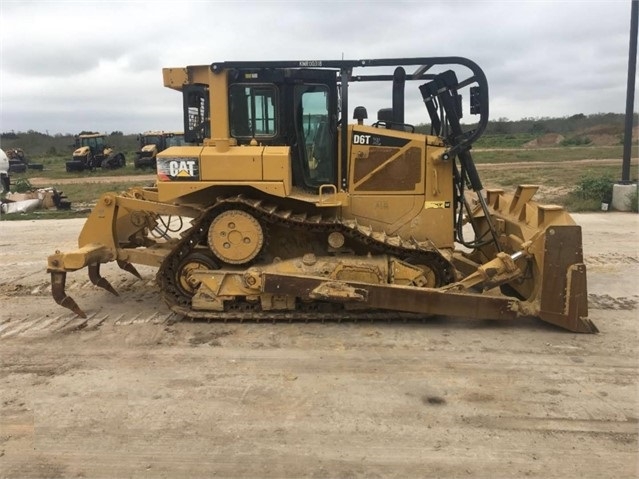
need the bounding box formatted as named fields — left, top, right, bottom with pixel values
left=0, top=213, right=638, bottom=478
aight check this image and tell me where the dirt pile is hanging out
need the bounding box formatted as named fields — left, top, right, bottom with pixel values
left=523, top=123, right=634, bottom=148
left=523, top=133, right=564, bottom=148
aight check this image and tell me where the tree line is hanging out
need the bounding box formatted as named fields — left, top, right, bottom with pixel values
left=1, top=112, right=634, bottom=158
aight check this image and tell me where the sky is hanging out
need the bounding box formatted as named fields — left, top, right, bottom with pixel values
left=0, top=0, right=636, bottom=136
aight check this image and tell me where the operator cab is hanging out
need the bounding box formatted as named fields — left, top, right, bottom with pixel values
left=76, top=135, right=105, bottom=152
left=226, top=68, right=338, bottom=191
left=182, top=68, right=338, bottom=192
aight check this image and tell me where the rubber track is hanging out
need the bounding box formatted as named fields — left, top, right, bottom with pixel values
left=157, top=194, right=455, bottom=321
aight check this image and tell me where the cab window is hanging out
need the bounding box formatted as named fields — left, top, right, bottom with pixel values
left=229, top=85, right=277, bottom=139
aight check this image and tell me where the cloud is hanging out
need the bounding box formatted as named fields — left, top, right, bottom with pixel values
left=0, top=0, right=634, bottom=134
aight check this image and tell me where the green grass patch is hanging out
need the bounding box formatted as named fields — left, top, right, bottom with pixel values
left=0, top=209, right=90, bottom=221
left=53, top=181, right=152, bottom=204
left=560, top=197, right=604, bottom=212
left=629, top=186, right=639, bottom=213
left=1, top=179, right=151, bottom=220
left=474, top=133, right=537, bottom=148
left=472, top=145, right=635, bottom=163
left=561, top=174, right=614, bottom=212
left=10, top=158, right=153, bottom=180
left=477, top=162, right=636, bottom=210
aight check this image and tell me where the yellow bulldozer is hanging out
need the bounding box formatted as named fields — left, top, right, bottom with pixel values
left=47, top=57, right=596, bottom=333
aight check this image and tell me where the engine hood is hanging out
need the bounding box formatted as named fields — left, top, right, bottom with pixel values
left=73, top=146, right=91, bottom=156
left=141, top=144, right=158, bottom=153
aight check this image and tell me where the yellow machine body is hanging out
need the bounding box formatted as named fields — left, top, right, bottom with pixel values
left=47, top=57, right=595, bottom=333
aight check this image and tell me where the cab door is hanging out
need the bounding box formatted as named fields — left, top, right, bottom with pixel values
left=283, top=69, right=338, bottom=191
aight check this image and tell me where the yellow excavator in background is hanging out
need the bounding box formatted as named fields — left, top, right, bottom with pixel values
left=47, top=56, right=596, bottom=333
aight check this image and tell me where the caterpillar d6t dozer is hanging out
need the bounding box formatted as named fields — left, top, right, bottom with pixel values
left=47, top=57, right=597, bottom=333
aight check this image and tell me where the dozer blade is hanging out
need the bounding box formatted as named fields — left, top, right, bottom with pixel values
left=466, top=186, right=597, bottom=333
left=536, top=225, right=596, bottom=333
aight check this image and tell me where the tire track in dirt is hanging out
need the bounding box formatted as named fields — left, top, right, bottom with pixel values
left=0, top=309, right=175, bottom=339
left=585, top=253, right=639, bottom=266
left=0, top=274, right=176, bottom=338
left=2, top=249, right=637, bottom=333
left=588, top=294, right=638, bottom=311
left=585, top=252, right=639, bottom=310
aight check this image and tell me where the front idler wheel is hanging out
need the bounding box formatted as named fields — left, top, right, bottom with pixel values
left=404, top=254, right=454, bottom=288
